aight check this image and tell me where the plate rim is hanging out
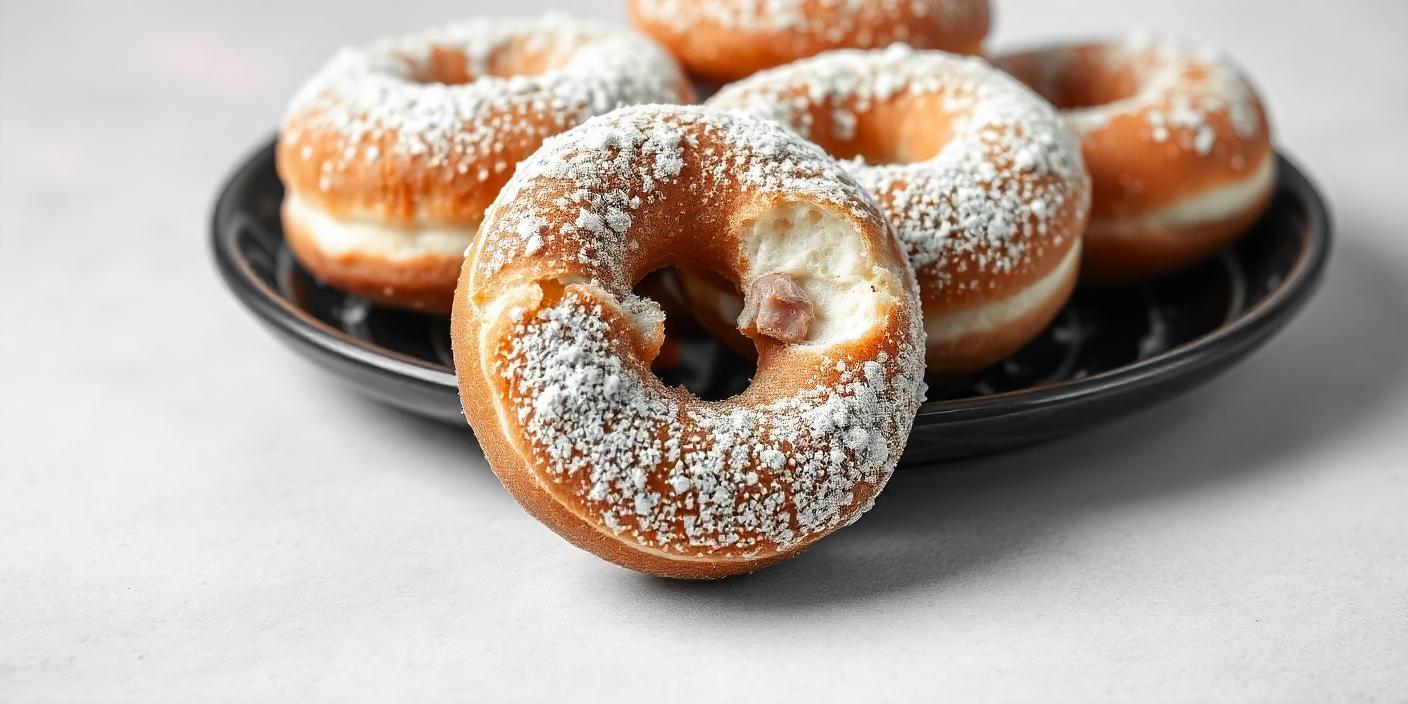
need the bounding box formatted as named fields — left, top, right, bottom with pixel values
left=212, top=138, right=457, bottom=393
left=212, top=138, right=1332, bottom=424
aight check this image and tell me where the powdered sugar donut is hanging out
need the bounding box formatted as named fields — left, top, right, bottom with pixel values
left=628, top=0, right=990, bottom=83
left=704, top=47, right=1091, bottom=373
left=996, top=37, right=1275, bottom=283
left=453, top=105, right=927, bottom=578
left=277, top=16, right=693, bottom=312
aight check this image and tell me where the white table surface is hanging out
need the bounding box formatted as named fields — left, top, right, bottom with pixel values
left=3, top=1, right=1406, bottom=701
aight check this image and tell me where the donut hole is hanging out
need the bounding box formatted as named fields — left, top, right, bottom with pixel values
left=1005, top=51, right=1142, bottom=110
left=633, top=267, right=757, bottom=402
left=412, top=43, right=572, bottom=85
left=1042, top=68, right=1140, bottom=109
left=812, top=95, right=957, bottom=165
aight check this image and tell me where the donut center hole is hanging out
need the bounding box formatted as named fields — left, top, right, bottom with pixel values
left=806, top=95, right=955, bottom=164
left=411, top=44, right=568, bottom=84
left=633, top=268, right=757, bottom=402
left=633, top=202, right=890, bottom=402
left=1033, top=65, right=1141, bottom=110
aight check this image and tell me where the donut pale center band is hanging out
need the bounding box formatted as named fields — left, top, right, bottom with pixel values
left=1083, top=155, right=1275, bottom=236
left=923, top=240, right=1080, bottom=343
left=285, top=194, right=478, bottom=260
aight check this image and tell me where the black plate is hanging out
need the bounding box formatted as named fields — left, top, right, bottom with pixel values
left=212, top=139, right=1330, bottom=465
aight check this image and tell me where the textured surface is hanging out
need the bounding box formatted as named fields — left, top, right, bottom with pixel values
left=3, top=1, right=1407, bottom=701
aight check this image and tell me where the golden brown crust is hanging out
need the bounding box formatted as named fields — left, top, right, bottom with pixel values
left=278, top=109, right=571, bottom=227
left=628, top=0, right=990, bottom=82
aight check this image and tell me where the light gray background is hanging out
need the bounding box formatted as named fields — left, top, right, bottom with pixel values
left=3, top=1, right=1406, bottom=701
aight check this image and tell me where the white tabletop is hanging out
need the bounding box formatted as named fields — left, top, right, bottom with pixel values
left=3, top=1, right=1406, bottom=701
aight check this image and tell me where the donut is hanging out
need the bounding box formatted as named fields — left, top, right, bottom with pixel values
left=702, top=47, right=1091, bottom=374
left=627, top=0, right=991, bottom=84
left=995, top=37, right=1275, bottom=283
left=276, top=16, right=694, bottom=312
left=452, top=105, right=927, bottom=578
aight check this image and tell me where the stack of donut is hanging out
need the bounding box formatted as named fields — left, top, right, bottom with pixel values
left=277, top=3, right=1275, bottom=577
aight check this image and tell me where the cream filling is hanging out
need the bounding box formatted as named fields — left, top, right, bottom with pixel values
left=1087, top=155, right=1275, bottom=237
left=924, top=242, right=1080, bottom=345
left=285, top=193, right=477, bottom=260
left=739, top=201, right=890, bottom=347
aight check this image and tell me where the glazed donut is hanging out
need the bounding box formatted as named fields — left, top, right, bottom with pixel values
left=627, top=0, right=991, bottom=83
left=703, top=47, right=1091, bottom=374
left=277, top=16, right=693, bottom=312
left=995, top=37, right=1275, bottom=283
left=452, top=105, right=927, bottom=578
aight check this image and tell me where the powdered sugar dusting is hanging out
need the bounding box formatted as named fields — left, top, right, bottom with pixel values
left=496, top=290, right=921, bottom=554
left=469, top=106, right=926, bottom=558
left=709, top=46, right=1090, bottom=292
